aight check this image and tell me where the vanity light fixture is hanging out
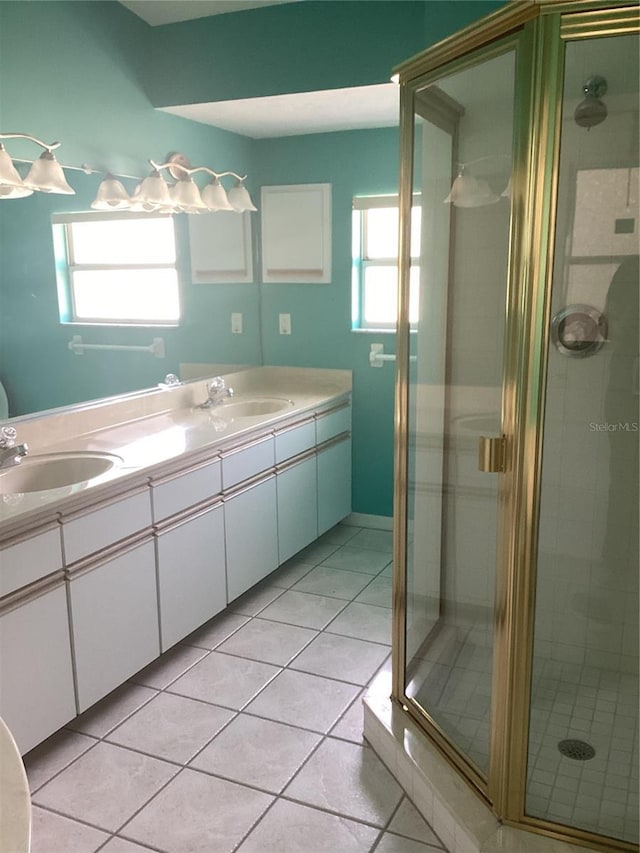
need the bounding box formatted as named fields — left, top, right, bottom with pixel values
left=444, top=155, right=510, bottom=208
left=90, top=173, right=132, bottom=210
left=0, top=133, right=76, bottom=197
left=125, top=152, right=258, bottom=214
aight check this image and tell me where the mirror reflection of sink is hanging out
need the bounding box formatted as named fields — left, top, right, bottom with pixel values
left=455, top=415, right=500, bottom=433
left=218, top=397, right=294, bottom=419
left=0, top=451, right=122, bottom=494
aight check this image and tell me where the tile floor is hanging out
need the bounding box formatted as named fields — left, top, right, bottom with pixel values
left=24, top=523, right=448, bottom=853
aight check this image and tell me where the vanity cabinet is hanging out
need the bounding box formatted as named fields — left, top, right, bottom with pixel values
left=0, top=378, right=352, bottom=754
left=0, top=581, right=76, bottom=754
left=68, top=538, right=159, bottom=712
left=277, top=454, right=318, bottom=564
left=317, top=436, right=352, bottom=535
left=155, top=503, right=226, bottom=651
left=224, top=476, right=278, bottom=601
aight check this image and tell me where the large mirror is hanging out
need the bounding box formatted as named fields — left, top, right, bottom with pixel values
left=0, top=170, right=263, bottom=421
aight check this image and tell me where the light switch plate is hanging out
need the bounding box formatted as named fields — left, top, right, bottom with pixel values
left=279, top=313, right=291, bottom=335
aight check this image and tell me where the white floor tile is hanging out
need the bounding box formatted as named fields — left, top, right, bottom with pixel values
left=33, top=742, right=177, bottom=832
left=355, top=575, right=392, bottom=608
left=284, top=738, right=403, bottom=826
left=106, top=692, right=234, bottom=764
left=389, top=798, right=444, bottom=847
left=66, top=684, right=158, bottom=738
left=290, top=632, right=389, bottom=685
left=121, top=768, right=273, bottom=853
left=375, top=832, right=443, bottom=853
left=292, top=565, right=374, bottom=600
left=24, top=730, right=97, bottom=793
left=182, top=612, right=250, bottom=650
left=167, top=651, right=280, bottom=709
left=216, top=617, right=317, bottom=665
left=236, top=799, right=378, bottom=852
left=348, top=528, right=394, bottom=553
left=130, top=643, right=208, bottom=689
left=257, top=589, right=348, bottom=629
left=228, top=583, right=285, bottom=616
left=190, top=713, right=320, bottom=792
left=30, top=806, right=109, bottom=853
left=330, top=693, right=365, bottom=743
left=268, top=559, right=317, bottom=588
left=326, top=601, right=391, bottom=645
left=244, top=669, right=359, bottom=733
left=321, top=545, right=391, bottom=574
left=101, top=839, right=156, bottom=853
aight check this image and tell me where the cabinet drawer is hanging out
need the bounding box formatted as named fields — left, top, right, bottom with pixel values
left=316, top=405, right=351, bottom=444
left=222, top=436, right=274, bottom=490
left=69, top=539, right=159, bottom=712
left=151, top=458, right=222, bottom=522
left=0, top=527, right=63, bottom=598
left=62, top=490, right=152, bottom=565
left=275, top=420, right=316, bottom=464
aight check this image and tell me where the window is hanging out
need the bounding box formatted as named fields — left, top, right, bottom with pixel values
left=352, top=195, right=420, bottom=331
left=53, top=212, right=180, bottom=325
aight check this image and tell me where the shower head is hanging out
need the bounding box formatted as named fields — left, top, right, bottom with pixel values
left=574, top=75, right=608, bottom=129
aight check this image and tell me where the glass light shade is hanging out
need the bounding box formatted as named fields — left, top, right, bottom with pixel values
left=170, top=177, right=207, bottom=211
left=0, top=145, right=27, bottom=188
left=24, top=151, right=75, bottom=194
left=132, top=170, right=173, bottom=207
left=444, top=172, right=499, bottom=207
left=0, top=184, right=34, bottom=199
left=227, top=181, right=257, bottom=212
left=201, top=178, right=233, bottom=211
left=91, top=175, right=131, bottom=210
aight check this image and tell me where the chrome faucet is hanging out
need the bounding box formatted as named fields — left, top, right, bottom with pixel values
left=198, top=376, right=234, bottom=409
left=0, top=426, right=28, bottom=470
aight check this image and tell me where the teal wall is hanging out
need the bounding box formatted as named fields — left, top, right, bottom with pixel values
left=0, top=0, right=506, bottom=517
left=254, top=128, right=399, bottom=516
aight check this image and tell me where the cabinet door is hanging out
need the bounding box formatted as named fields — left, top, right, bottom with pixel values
left=69, top=540, right=159, bottom=712
left=156, top=504, right=226, bottom=651
left=0, top=584, right=76, bottom=754
left=277, top=457, right=318, bottom=564
left=317, top=437, right=352, bottom=535
left=225, top=477, right=278, bottom=602
left=261, top=183, right=332, bottom=283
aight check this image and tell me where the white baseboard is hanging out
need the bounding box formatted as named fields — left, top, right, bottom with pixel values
left=343, top=513, right=393, bottom=531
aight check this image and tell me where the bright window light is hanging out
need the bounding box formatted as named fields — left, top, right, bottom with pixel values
left=352, top=197, right=420, bottom=331
left=53, top=213, right=180, bottom=326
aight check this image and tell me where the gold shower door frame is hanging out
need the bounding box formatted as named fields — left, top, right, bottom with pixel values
left=391, top=3, right=640, bottom=852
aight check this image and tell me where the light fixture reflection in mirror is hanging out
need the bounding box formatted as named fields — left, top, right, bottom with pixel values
left=0, top=133, right=76, bottom=197
left=90, top=174, right=131, bottom=210
left=443, top=155, right=511, bottom=208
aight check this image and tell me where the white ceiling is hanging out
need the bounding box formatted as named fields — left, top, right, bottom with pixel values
left=161, top=83, right=399, bottom=139
left=120, top=0, right=296, bottom=26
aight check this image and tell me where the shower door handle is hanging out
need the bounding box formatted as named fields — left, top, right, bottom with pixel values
left=478, top=436, right=506, bottom=473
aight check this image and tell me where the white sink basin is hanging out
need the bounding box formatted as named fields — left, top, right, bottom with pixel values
left=219, top=397, right=294, bottom=419
left=0, top=451, right=122, bottom=493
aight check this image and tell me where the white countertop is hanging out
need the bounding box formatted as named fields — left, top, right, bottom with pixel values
left=0, top=717, right=30, bottom=853
left=0, top=366, right=352, bottom=534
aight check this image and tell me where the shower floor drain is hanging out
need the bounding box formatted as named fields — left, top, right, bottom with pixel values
left=558, top=739, right=596, bottom=760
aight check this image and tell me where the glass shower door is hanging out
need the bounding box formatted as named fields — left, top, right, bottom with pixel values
left=526, top=28, right=639, bottom=845
left=402, top=46, right=516, bottom=779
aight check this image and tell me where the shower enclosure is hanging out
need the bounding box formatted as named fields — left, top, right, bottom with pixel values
left=392, top=2, right=638, bottom=851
